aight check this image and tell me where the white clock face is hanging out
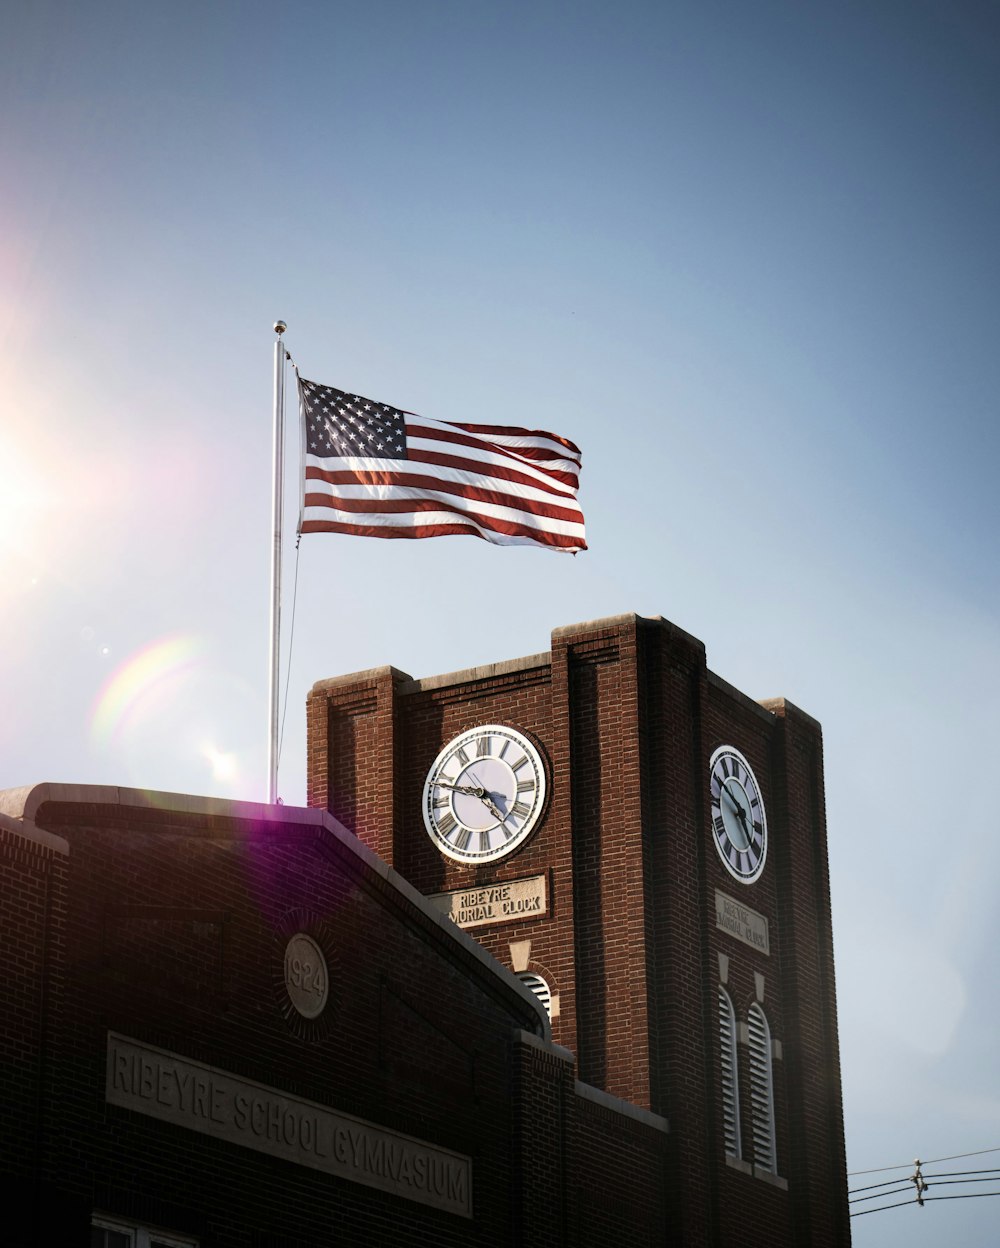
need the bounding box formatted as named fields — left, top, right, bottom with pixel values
left=709, top=745, right=767, bottom=884
left=422, top=726, right=546, bottom=864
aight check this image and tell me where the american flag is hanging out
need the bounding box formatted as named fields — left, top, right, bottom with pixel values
left=297, top=378, right=587, bottom=553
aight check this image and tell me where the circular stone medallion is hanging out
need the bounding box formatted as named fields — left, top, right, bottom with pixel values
left=283, top=933, right=329, bottom=1019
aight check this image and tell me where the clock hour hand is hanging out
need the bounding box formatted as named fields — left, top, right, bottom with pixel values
left=720, top=782, right=751, bottom=831
left=480, top=793, right=510, bottom=826
left=440, top=767, right=513, bottom=829
left=459, top=771, right=510, bottom=826
left=435, top=779, right=503, bottom=815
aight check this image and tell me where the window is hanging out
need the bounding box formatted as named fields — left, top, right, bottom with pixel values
left=747, top=1003, right=777, bottom=1173
left=718, top=987, right=741, bottom=1158
left=92, top=1217, right=198, bottom=1248
left=517, top=971, right=552, bottom=1017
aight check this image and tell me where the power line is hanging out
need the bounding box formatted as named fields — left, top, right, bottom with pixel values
left=924, top=1146, right=1000, bottom=1166
left=851, top=1165, right=1000, bottom=1196
left=925, top=1177, right=1000, bottom=1189
left=849, top=1184, right=912, bottom=1205
left=925, top=1191, right=1000, bottom=1204
left=849, top=1159, right=1000, bottom=1218
left=848, top=1183, right=908, bottom=1203
left=922, top=1167, right=1000, bottom=1181
left=851, top=1197, right=917, bottom=1218
left=849, top=1176, right=920, bottom=1195
left=849, top=1144, right=1000, bottom=1176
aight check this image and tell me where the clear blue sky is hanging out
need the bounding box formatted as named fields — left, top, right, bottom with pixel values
left=3, top=2, right=999, bottom=1241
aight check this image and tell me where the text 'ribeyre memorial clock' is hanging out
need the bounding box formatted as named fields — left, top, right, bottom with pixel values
left=422, top=725, right=546, bottom=864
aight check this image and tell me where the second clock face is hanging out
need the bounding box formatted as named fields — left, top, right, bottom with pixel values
left=710, top=745, right=767, bottom=884
left=422, top=725, right=546, bottom=864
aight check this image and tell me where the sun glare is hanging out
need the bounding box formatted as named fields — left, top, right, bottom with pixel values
left=0, top=432, right=51, bottom=565
left=201, top=742, right=240, bottom=786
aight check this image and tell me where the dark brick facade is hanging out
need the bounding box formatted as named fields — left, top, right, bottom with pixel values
left=0, top=811, right=70, bottom=1237
left=1, top=611, right=849, bottom=1246
left=307, top=612, right=852, bottom=1246
left=1, top=783, right=668, bottom=1247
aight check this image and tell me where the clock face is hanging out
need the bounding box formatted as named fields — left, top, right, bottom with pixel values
left=422, top=726, right=546, bottom=864
left=709, top=745, right=767, bottom=884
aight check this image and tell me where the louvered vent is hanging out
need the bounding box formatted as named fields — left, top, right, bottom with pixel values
left=748, top=1003, right=776, bottom=1173
left=718, top=988, right=741, bottom=1158
left=518, top=972, right=552, bottom=1016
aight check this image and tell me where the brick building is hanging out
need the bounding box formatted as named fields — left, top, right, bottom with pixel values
left=2, top=611, right=850, bottom=1245
left=1, top=782, right=667, bottom=1247
left=308, top=612, right=851, bottom=1245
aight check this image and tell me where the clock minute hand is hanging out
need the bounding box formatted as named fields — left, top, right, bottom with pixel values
left=435, top=780, right=485, bottom=796
left=720, top=784, right=744, bottom=815
left=458, top=771, right=512, bottom=828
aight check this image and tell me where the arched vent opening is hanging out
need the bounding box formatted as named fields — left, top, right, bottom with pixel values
left=517, top=971, right=552, bottom=1017
left=748, top=1003, right=777, bottom=1173
left=718, top=987, right=741, bottom=1158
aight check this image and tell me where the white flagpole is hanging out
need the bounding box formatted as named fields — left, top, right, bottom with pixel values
left=267, top=319, right=287, bottom=803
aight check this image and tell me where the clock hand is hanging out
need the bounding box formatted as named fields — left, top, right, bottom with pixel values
left=719, top=783, right=744, bottom=816
left=434, top=780, right=485, bottom=796
left=480, top=792, right=514, bottom=829
left=436, top=775, right=503, bottom=811
left=720, top=782, right=752, bottom=835
left=442, top=767, right=514, bottom=829
left=461, top=770, right=508, bottom=822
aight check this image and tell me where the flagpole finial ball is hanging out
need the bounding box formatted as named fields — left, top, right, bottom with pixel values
left=274, top=320, right=287, bottom=335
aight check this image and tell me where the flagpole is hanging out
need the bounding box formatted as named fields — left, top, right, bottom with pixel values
left=267, top=319, right=287, bottom=804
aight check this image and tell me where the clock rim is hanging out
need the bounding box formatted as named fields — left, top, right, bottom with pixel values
left=709, top=743, right=768, bottom=885
left=421, top=723, right=548, bottom=865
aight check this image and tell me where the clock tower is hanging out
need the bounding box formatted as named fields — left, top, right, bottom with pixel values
left=306, top=612, right=850, bottom=1246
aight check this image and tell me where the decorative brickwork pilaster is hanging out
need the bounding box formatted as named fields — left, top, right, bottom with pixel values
left=307, top=665, right=411, bottom=866
left=765, top=699, right=851, bottom=1246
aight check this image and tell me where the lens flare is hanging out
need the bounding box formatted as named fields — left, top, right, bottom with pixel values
left=89, top=634, right=208, bottom=752
left=201, top=741, right=240, bottom=785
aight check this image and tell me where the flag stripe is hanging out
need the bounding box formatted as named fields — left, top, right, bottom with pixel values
left=302, top=501, right=583, bottom=543
left=300, top=515, right=584, bottom=549
left=304, top=456, right=570, bottom=509
left=410, top=418, right=581, bottom=472
left=298, top=376, right=587, bottom=553
left=447, top=421, right=581, bottom=457
left=407, top=427, right=579, bottom=492
left=306, top=446, right=577, bottom=507
left=303, top=487, right=587, bottom=536
left=303, top=472, right=586, bottom=524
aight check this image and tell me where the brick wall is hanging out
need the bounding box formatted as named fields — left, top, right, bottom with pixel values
left=0, top=817, right=70, bottom=1243
left=8, top=792, right=552, bottom=1247
left=3, top=607, right=850, bottom=1246
left=307, top=611, right=851, bottom=1247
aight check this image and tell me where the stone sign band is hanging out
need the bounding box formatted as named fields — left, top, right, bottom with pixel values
left=105, top=1033, right=472, bottom=1218
left=428, top=873, right=547, bottom=930
left=714, top=889, right=770, bottom=956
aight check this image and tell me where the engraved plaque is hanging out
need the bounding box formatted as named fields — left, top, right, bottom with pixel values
left=284, top=933, right=329, bottom=1019
left=106, top=1033, right=472, bottom=1217
left=428, top=874, right=547, bottom=930
left=715, top=890, right=770, bottom=955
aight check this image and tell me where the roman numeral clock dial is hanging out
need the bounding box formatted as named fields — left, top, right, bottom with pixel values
left=709, top=745, right=768, bottom=884
left=422, top=726, right=547, bottom=864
